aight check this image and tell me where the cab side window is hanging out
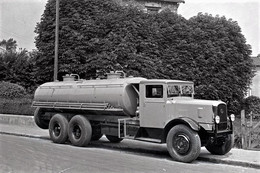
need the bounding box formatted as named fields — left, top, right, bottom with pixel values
left=146, top=85, right=163, bottom=98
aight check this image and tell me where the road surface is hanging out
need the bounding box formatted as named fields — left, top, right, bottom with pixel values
left=0, top=134, right=259, bottom=173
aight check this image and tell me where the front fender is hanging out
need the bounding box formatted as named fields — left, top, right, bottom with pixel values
left=162, top=117, right=200, bottom=143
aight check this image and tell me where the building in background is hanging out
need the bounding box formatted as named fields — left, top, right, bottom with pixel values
left=120, top=0, right=185, bottom=13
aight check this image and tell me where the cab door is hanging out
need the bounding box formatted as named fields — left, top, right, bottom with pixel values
left=139, top=83, right=166, bottom=128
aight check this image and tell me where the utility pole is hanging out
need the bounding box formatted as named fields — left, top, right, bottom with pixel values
left=54, top=0, right=59, bottom=81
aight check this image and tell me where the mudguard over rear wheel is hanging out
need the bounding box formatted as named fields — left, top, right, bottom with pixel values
left=166, top=124, right=201, bottom=163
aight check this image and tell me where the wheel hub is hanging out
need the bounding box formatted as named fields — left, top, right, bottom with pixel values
left=173, top=134, right=190, bottom=155
left=72, top=125, right=81, bottom=139
left=53, top=123, right=61, bottom=137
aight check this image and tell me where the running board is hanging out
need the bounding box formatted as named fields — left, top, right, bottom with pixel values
left=134, top=137, right=161, bottom=143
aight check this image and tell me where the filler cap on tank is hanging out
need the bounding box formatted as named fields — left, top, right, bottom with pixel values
left=107, top=71, right=126, bottom=79
left=63, top=74, right=80, bottom=81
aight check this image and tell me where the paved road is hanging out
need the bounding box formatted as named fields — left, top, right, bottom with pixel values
left=0, top=134, right=259, bottom=173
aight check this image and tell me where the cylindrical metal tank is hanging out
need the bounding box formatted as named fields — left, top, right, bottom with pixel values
left=33, top=77, right=146, bottom=116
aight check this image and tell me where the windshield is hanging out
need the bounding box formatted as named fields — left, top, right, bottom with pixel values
left=167, top=84, right=194, bottom=98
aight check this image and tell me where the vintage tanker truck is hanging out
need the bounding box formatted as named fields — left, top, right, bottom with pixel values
left=32, top=71, right=235, bottom=163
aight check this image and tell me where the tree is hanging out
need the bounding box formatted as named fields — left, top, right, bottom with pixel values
left=0, top=38, right=17, bottom=52
left=35, top=0, right=123, bottom=82
left=0, top=49, right=36, bottom=93
left=243, top=96, right=260, bottom=116
left=35, top=0, right=164, bottom=83
left=185, top=13, right=254, bottom=114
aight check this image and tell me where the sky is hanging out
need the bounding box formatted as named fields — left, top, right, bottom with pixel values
left=0, top=0, right=259, bottom=56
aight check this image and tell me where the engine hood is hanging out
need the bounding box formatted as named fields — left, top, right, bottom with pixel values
left=169, top=97, right=225, bottom=106
left=166, top=97, right=226, bottom=130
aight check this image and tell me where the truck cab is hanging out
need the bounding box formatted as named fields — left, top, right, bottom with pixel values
left=139, top=79, right=232, bottom=133
left=136, top=79, right=234, bottom=162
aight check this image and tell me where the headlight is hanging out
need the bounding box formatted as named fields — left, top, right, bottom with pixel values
left=230, top=114, right=235, bottom=121
left=215, top=116, right=220, bottom=124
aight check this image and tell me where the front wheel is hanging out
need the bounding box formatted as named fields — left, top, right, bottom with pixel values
left=206, top=134, right=234, bottom=155
left=166, top=125, right=201, bottom=163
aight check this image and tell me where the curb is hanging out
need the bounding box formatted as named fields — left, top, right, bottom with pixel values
left=0, top=114, right=35, bottom=127
left=0, top=131, right=50, bottom=140
left=197, top=155, right=260, bottom=169
left=0, top=114, right=260, bottom=169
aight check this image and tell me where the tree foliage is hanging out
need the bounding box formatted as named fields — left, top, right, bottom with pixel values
left=0, top=49, right=36, bottom=93
left=35, top=0, right=163, bottom=81
left=187, top=13, right=254, bottom=113
left=0, top=38, right=17, bottom=51
left=243, top=96, right=260, bottom=115
left=35, top=0, right=254, bottom=114
left=0, top=81, right=27, bottom=98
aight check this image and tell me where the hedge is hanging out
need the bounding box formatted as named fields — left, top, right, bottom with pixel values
left=0, top=81, right=27, bottom=98
left=0, top=96, right=35, bottom=115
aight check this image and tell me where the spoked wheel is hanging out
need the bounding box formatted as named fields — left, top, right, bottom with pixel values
left=68, top=115, right=92, bottom=147
left=167, top=124, right=201, bottom=163
left=49, top=114, right=68, bottom=144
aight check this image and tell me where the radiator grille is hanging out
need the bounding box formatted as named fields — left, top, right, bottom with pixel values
left=217, top=103, right=228, bottom=130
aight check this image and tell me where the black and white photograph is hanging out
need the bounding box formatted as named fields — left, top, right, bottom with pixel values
left=0, top=0, right=260, bottom=172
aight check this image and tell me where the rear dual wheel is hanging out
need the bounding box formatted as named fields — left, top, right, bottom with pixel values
left=68, top=115, right=92, bottom=147
left=49, top=114, right=69, bottom=144
left=49, top=114, right=92, bottom=147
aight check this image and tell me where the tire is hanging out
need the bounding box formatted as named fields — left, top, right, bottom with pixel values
left=206, top=134, right=234, bottom=155
left=91, top=133, right=103, bottom=141
left=49, top=114, right=68, bottom=144
left=166, top=124, right=201, bottom=163
left=68, top=115, right=92, bottom=147
left=34, top=108, right=49, bottom=129
left=106, top=135, right=123, bottom=143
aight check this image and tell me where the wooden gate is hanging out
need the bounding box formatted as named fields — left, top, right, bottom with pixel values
left=241, top=110, right=260, bottom=150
